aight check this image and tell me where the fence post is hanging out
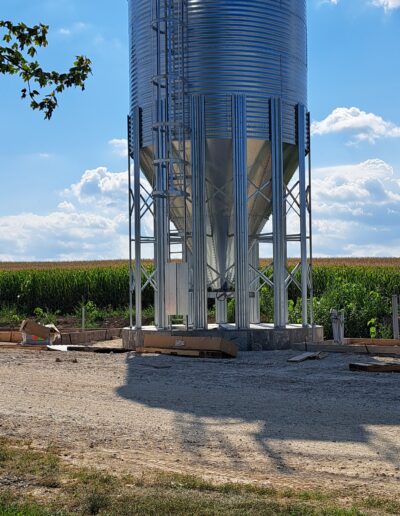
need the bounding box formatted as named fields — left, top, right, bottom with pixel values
left=392, top=295, right=399, bottom=339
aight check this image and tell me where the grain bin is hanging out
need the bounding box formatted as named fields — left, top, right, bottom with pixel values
left=128, top=0, right=312, bottom=332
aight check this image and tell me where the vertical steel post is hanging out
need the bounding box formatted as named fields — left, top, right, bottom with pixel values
left=307, top=112, right=315, bottom=330
left=191, top=95, right=208, bottom=329
left=232, top=95, right=249, bottom=329
left=298, top=104, right=308, bottom=327
left=271, top=98, right=287, bottom=328
left=127, top=115, right=134, bottom=329
left=249, top=242, right=260, bottom=324
left=215, top=296, right=228, bottom=325
left=154, top=98, right=168, bottom=329
left=133, top=107, right=142, bottom=329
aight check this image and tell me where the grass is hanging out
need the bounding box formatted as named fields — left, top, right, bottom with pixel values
left=0, top=438, right=399, bottom=515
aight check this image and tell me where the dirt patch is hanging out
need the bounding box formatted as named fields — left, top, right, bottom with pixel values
left=0, top=348, right=399, bottom=498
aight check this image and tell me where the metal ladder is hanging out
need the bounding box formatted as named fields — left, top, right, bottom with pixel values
left=151, top=0, right=188, bottom=262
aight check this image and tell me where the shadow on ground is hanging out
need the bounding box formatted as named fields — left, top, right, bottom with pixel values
left=117, top=351, right=400, bottom=476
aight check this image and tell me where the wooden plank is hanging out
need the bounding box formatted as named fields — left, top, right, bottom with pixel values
left=346, top=338, right=400, bottom=347
left=106, top=328, right=122, bottom=340
left=66, top=346, right=128, bottom=354
left=0, top=331, right=11, bottom=343
left=306, top=342, right=368, bottom=354
left=287, top=352, right=326, bottom=363
left=60, top=333, right=72, bottom=345
left=0, top=343, right=20, bottom=349
left=349, top=362, right=400, bottom=373
left=136, top=347, right=228, bottom=359
left=367, top=345, right=400, bottom=356
left=0, top=343, right=48, bottom=351
left=143, top=335, right=238, bottom=358
left=10, top=331, right=22, bottom=343
left=137, top=347, right=201, bottom=357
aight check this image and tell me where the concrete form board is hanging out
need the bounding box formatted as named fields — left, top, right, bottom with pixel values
left=122, top=325, right=324, bottom=351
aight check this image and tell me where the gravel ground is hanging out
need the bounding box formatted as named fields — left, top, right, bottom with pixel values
left=0, top=347, right=399, bottom=497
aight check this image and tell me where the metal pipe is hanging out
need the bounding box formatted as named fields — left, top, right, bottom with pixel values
left=154, top=98, right=168, bottom=329
left=249, top=242, right=260, bottom=324
left=232, top=95, right=249, bottom=329
left=133, top=107, right=142, bottom=329
left=215, top=296, right=228, bottom=325
left=298, top=104, right=308, bottom=327
left=127, top=115, right=134, bottom=329
left=271, top=97, right=287, bottom=328
left=307, top=112, right=315, bottom=331
left=191, top=95, right=208, bottom=329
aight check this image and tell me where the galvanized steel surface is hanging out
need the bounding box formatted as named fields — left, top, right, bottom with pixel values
left=129, top=0, right=308, bottom=290
left=129, top=0, right=307, bottom=146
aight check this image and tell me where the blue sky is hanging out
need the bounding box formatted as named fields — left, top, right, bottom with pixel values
left=0, top=0, right=399, bottom=260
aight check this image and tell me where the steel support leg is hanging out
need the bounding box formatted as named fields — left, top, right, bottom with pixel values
left=232, top=95, right=249, bottom=329
left=128, top=115, right=134, bottom=329
left=271, top=98, right=287, bottom=328
left=307, top=112, right=315, bottom=331
left=154, top=99, right=168, bottom=329
left=191, top=95, right=208, bottom=329
left=187, top=249, right=194, bottom=327
left=298, top=104, right=308, bottom=327
left=216, top=297, right=228, bottom=325
left=249, top=242, right=260, bottom=324
left=133, top=107, right=143, bottom=329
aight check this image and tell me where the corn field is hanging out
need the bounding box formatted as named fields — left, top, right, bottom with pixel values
left=0, top=260, right=399, bottom=338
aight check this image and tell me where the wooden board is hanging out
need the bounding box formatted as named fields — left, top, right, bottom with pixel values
left=136, top=347, right=228, bottom=359
left=0, top=343, right=48, bottom=351
left=346, top=338, right=400, bottom=347
left=143, top=335, right=237, bottom=358
left=66, top=346, right=128, bottom=354
left=0, top=331, right=11, bottom=343
left=349, top=362, right=400, bottom=373
left=0, top=331, right=22, bottom=343
left=287, top=352, right=327, bottom=363
left=10, top=331, right=22, bottom=343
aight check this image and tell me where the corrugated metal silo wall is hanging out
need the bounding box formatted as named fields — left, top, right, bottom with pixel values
left=129, top=0, right=307, bottom=148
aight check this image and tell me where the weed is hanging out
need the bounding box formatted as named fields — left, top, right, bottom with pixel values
left=33, top=307, right=59, bottom=326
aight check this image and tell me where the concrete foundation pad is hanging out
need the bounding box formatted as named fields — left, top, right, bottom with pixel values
left=122, top=324, right=324, bottom=352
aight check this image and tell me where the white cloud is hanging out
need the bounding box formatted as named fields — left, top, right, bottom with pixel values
left=0, top=165, right=154, bottom=261
left=109, top=138, right=128, bottom=158
left=311, top=107, right=400, bottom=144
left=372, top=0, right=400, bottom=10
left=0, top=211, right=127, bottom=262
left=58, top=22, right=88, bottom=36
left=58, top=201, right=75, bottom=212
left=325, top=0, right=400, bottom=9
left=312, top=159, right=400, bottom=256
left=65, top=167, right=128, bottom=207
left=2, top=155, right=399, bottom=260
